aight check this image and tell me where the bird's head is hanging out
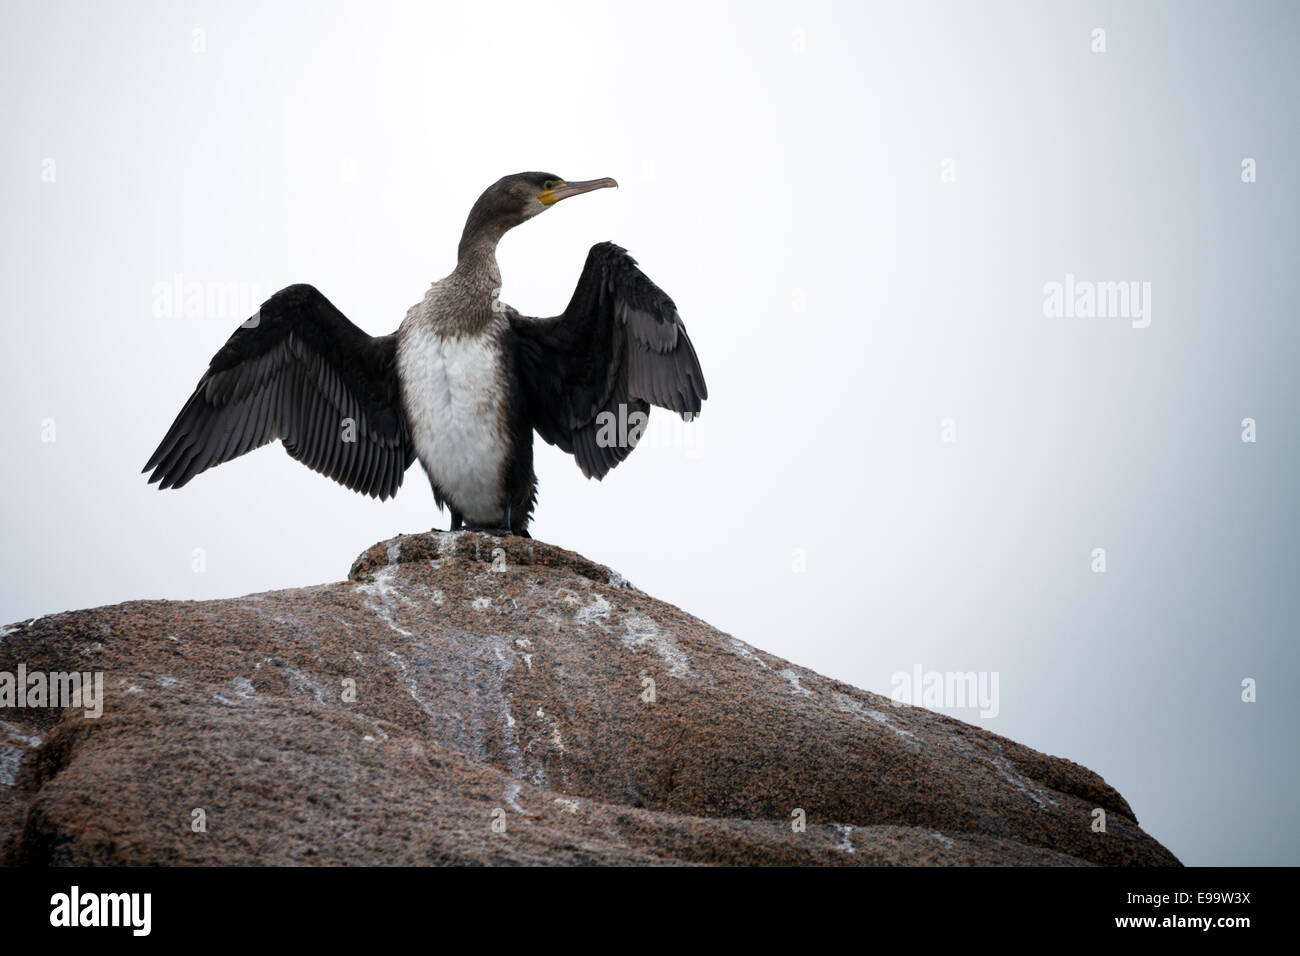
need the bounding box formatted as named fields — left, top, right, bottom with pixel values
left=458, top=172, right=617, bottom=259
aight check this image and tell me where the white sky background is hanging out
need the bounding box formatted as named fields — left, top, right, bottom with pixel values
left=2, top=0, right=1296, bottom=865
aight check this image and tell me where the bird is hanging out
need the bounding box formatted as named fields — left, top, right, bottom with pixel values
left=142, top=172, right=707, bottom=537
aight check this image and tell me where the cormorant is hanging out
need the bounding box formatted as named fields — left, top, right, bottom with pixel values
left=143, top=172, right=707, bottom=537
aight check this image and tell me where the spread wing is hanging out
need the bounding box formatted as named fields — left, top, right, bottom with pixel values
left=143, top=283, right=414, bottom=499
left=509, top=242, right=707, bottom=479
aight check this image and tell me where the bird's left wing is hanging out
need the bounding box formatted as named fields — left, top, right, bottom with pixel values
left=509, top=242, right=707, bottom=479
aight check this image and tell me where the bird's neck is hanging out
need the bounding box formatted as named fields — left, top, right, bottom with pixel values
left=454, top=235, right=502, bottom=282
left=451, top=238, right=503, bottom=309
left=419, top=236, right=503, bottom=337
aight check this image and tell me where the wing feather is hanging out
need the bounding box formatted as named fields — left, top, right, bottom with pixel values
left=509, top=242, right=707, bottom=480
left=144, top=284, right=414, bottom=499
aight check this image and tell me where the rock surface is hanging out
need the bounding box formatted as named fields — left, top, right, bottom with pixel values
left=0, top=532, right=1179, bottom=866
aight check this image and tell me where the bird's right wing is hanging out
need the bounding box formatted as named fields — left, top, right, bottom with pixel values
left=143, top=283, right=415, bottom=499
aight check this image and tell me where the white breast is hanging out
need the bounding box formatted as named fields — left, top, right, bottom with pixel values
left=398, top=315, right=508, bottom=525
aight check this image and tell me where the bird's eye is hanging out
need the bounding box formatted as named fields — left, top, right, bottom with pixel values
left=542, top=180, right=559, bottom=190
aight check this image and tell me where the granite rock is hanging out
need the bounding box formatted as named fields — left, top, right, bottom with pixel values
left=0, top=532, right=1179, bottom=866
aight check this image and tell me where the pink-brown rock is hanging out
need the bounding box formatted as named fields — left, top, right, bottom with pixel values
left=0, top=532, right=1178, bottom=866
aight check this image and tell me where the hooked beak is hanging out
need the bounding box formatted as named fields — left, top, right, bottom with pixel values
left=539, top=177, right=618, bottom=206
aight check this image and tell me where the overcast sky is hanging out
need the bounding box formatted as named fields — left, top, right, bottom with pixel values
left=2, top=0, right=1296, bottom=866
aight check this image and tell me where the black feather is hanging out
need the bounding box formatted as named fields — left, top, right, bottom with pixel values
left=144, top=284, right=413, bottom=499
left=509, top=242, right=706, bottom=480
